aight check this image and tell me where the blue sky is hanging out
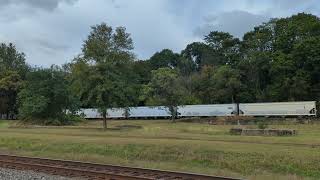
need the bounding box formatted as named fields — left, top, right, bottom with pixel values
left=0, top=0, right=319, bottom=66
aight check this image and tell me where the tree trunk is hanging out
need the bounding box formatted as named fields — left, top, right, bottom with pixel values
left=235, top=103, right=238, bottom=116
left=170, top=106, right=177, bottom=123
left=231, top=94, right=235, bottom=104
left=236, top=103, right=240, bottom=126
left=102, top=110, right=107, bottom=130
left=171, top=115, right=176, bottom=123
left=124, top=107, right=130, bottom=119
left=103, top=117, right=107, bottom=130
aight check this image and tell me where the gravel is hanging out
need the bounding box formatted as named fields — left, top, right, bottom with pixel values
left=0, top=167, right=77, bottom=180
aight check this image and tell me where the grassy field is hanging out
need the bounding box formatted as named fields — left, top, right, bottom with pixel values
left=0, top=119, right=319, bottom=179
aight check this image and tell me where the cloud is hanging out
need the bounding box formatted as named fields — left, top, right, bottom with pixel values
left=194, top=11, right=269, bottom=39
left=0, top=0, right=319, bottom=66
left=0, top=0, right=77, bottom=11
left=271, top=0, right=314, bottom=9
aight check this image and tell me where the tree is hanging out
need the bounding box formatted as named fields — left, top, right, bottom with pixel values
left=181, top=32, right=240, bottom=72
left=0, top=71, right=21, bottom=118
left=181, top=42, right=213, bottom=70
left=148, top=49, right=180, bottom=70
left=212, top=66, right=242, bottom=103
left=142, top=68, right=187, bottom=122
left=194, top=65, right=242, bottom=104
left=70, top=23, right=137, bottom=129
left=132, top=60, right=153, bottom=106
left=176, top=56, right=197, bottom=77
left=292, top=36, right=320, bottom=102
left=18, top=66, right=78, bottom=125
left=204, top=31, right=241, bottom=67
left=0, top=43, right=28, bottom=119
left=192, top=65, right=216, bottom=104
left=237, top=51, right=272, bottom=102
left=273, top=13, right=320, bottom=54
left=237, top=13, right=320, bottom=102
left=204, top=31, right=241, bottom=66
left=239, top=21, right=275, bottom=102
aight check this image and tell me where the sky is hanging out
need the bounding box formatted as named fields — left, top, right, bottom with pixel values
left=0, top=0, right=319, bottom=66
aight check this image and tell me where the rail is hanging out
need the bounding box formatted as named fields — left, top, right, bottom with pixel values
left=0, top=154, right=242, bottom=180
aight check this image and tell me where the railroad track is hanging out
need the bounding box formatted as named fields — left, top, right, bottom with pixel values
left=0, top=154, right=241, bottom=180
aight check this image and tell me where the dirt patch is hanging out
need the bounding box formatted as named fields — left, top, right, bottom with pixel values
left=230, top=128, right=298, bottom=136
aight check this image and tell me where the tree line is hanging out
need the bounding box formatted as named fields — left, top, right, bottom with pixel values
left=0, top=13, right=319, bottom=127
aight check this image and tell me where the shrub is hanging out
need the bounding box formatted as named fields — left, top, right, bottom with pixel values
left=19, top=114, right=85, bottom=126
left=18, top=66, right=81, bottom=126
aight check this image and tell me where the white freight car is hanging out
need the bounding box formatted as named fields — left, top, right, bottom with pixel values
left=78, top=108, right=125, bottom=119
left=177, top=104, right=237, bottom=117
left=78, top=109, right=102, bottom=119
left=107, top=108, right=126, bottom=118
left=239, top=101, right=317, bottom=116
left=129, top=106, right=171, bottom=118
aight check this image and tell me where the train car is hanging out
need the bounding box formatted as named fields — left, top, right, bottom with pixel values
left=128, top=106, right=171, bottom=118
left=78, top=108, right=102, bottom=119
left=177, top=104, right=237, bottom=117
left=78, top=108, right=125, bottom=119
left=239, top=101, right=317, bottom=116
left=106, top=108, right=126, bottom=118
left=78, top=101, right=317, bottom=119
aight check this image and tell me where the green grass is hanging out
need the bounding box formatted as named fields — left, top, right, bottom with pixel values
left=0, top=119, right=319, bottom=179
left=0, top=120, right=9, bottom=128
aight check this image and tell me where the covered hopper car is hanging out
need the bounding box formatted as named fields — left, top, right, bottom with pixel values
left=239, top=101, right=316, bottom=116
left=77, top=101, right=317, bottom=119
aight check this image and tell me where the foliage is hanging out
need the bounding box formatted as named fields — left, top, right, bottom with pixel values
left=143, top=68, right=188, bottom=121
left=0, top=43, right=28, bottom=119
left=148, top=49, right=180, bottom=70
left=240, top=13, right=320, bottom=103
left=18, top=66, right=80, bottom=125
left=193, top=65, right=242, bottom=103
left=70, top=23, right=138, bottom=128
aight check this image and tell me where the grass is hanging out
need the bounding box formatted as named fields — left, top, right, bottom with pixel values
left=0, top=119, right=319, bottom=179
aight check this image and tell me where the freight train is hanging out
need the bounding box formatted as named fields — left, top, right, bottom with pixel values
left=77, top=101, right=317, bottom=119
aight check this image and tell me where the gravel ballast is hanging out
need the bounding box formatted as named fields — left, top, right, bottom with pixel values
left=0, top=167, right=76, bottom=180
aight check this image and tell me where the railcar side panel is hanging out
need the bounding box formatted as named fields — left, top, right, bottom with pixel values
left=129, top=106, right=171, bottom=118
left=177, top=104, right=237, bottom=117
left=78, top=109, right=102, bottom=119
left=107, top=108, right=126, bottom=118
left=239, top=101, right=317, bottom=116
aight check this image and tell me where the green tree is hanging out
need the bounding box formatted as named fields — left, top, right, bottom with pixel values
left=204, top=31, right=241, bottom=66
left=18, top=66, right=78, bottom=125
left=182, top=42, right=214, bottom=70
left=194, top=65, right=242, bottom=104
left=239, top=22, right=274, bottom=102
left=70, top=23, right=138, bottom=129
left=238, top=13, right=320, bottom=102
left=176, top=56, right=197, bottom=77
left=143, top=68, right=187, bottom=122
left=148, top=49, right=180, bottom=70
left=0, top=43, right=28, bottom=119
left=212, top=66, right=242, bottom=103
left=292, top=36, right=320, bottom=102
left=132, top=60, right=153, bottom=106
left=273, top=13, right=320, bottom=53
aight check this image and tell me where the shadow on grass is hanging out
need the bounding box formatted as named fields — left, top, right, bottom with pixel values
left=108, top=125, right=143, bottom=131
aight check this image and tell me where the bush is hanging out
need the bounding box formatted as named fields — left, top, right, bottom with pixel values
left=18, top=66, right=82, bottom=126
left=20, top=114, right=85, bottom=126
